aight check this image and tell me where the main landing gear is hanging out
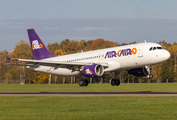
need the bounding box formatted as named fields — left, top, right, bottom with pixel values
left=79, top=79, right=89, bottom=86
left=78, top=73, right=121, bottom=86
left=111, top=72, right=120, bottom=86
left=111, top=79, right=120, bottom=86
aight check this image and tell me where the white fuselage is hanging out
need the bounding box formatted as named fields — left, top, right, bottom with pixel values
left=28, top=42, right=170, bottom=76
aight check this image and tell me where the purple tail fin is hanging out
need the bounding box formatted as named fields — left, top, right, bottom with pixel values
left=27, top=29, right=54, bottom=60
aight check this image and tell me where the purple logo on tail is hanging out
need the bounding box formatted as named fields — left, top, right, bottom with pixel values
left=32, top=40, right=43, bottom=50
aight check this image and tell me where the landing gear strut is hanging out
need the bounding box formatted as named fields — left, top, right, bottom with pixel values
left=79, top=79, right=89, bottom=86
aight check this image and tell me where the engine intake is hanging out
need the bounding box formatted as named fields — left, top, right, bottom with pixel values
left=128, top=66, right=151, bottom=77
left=83, top=64, right=104, bottom=77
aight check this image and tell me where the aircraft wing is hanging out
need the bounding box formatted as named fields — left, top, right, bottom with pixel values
left=5, top=58, right=108, bottom=71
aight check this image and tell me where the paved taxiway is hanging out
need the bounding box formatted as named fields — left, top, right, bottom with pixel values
left=0, top=91, right=177, bottom=96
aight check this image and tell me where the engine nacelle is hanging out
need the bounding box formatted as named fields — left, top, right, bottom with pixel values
left=128, top=66, right=151, bottom=77
left=83, top=64, right=104, bottom=77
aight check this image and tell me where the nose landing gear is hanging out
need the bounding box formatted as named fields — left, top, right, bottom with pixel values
left=147, top=74, right=153, bottom=78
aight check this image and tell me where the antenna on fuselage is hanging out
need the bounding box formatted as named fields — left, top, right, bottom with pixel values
left=144, top=40, right=147, bottom=43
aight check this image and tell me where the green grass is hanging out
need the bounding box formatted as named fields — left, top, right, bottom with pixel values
left=0, top=83, right=177, bottom=91
left=0, top=96, right=177, bottom=120
left=0, top=84, right=177, bottom=120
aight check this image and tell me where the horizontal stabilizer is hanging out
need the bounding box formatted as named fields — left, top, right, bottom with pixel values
left=6, top=57, right=11, bottom=62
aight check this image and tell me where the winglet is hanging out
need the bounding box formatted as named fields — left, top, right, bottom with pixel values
left=6, top=57, right=11, bottom=62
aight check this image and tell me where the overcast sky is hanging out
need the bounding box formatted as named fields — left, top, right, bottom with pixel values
left=0, top=0, right=177, bottom=52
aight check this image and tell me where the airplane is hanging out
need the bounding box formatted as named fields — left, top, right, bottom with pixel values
left=6, top=28, right=170, bottom=86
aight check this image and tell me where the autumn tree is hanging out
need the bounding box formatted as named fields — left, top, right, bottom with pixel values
left=160, top=59, right=175, bottom=82
left=88, top=38, right=117, bottom=50
left=79, top=39, right=88, bottom=51
left=54, top=49, right=66, bottom=56
left=63, top=40, right=81, bottom=54
left=47, top=42, right=59, bottom=55
left=0, top=50, right=9, bottom=80
left=8, top=39, right=34, bottom=83
left=151, top=64, right=161, bottom=82
left=158, top=40, right=170, bottom=47
left=58, top=39, right=70, bottom=51
left=167, top=45, right=177, bottom=74
left=10, top=39, right=32, bottom=59
left=129, top=41, right=137, bottom=45
left=32, top=72, right=50, bottom=84
left=25, top=68, right=35, bottom=84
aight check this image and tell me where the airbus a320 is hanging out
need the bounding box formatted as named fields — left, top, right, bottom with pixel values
left=6, top=29, right=170, bottom=86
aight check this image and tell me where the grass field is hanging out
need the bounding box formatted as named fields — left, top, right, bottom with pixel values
left=0, top=83, right=177, bottom=120
left=0, top=96, right=177, bottom=120
left=0, top=83, right=177, bottom=91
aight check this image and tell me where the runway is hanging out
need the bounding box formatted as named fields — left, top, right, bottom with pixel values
left=0, top=91, right=177, bottom=96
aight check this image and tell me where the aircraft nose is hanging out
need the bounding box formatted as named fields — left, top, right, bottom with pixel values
left=163, top=50, right=170, bottom=60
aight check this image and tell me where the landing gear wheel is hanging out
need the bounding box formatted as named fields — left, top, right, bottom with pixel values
left=111, top=79, right=116, bottom=86
left=147, top=74, right=153, bottom=78
left=79, top=79, right=89, bottom=87
left=115, top=79, right=120, bottom=86
left=79, top=79, right=84, bottom=86
left=83, top=79, right=89, bottom=86
left=111, top=79, right=120, bottom=86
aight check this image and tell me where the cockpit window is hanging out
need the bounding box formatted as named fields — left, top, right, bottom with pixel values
left=157, top=47, right=162, bottom=49
left=149, top=46, right=164, bottom=51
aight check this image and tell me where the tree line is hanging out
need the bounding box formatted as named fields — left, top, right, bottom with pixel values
left=0, top=38, right=176, bottom=84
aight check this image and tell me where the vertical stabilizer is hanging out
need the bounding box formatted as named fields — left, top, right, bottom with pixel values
left=27, top=29, right=54, bottom=60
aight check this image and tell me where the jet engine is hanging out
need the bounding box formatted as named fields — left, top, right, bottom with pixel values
left=83, top=64, right=104, bottom=77
left=128, top=66, right=152, bottom=78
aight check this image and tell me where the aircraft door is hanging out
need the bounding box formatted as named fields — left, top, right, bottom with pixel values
left=138, top=45, right=144, bottom=57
